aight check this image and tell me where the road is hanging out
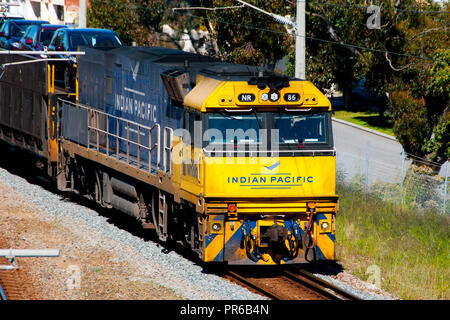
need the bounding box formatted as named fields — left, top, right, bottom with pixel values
left=332, top=119, right=408, bottom=185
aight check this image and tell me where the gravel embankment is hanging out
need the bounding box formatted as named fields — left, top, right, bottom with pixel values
left=0, top=166, right=398, bottom=300
left=0, top=167, right=264, bottom=300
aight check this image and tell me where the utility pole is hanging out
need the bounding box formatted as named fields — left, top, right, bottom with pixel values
left=295, top=0, right=305, bottom=79
left=79, top=0, right=87, bottom=28
left=236, top=0, right=306, bottom=79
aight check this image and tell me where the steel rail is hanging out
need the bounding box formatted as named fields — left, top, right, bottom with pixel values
left=226, top=270, right=284, bottom=300
left=226, top=267, right=361, bottom=300
left=287, top=267, right=361, bottom=300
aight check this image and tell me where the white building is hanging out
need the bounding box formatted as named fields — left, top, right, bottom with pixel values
left=0, top=0, right=66, bottom=24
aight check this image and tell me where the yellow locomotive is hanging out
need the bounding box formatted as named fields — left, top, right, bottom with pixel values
left=178, top=74, right=337, bottom=264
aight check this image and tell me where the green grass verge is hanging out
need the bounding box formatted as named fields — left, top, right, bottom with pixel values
left=335, top=182, right=449, bottom=299
left=332, top=110, right=395, bottom=136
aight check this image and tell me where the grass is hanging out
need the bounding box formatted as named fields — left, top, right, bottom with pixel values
left=335, top=182, right=450, bottom=299
left=332, top=110, right=395, bottom=136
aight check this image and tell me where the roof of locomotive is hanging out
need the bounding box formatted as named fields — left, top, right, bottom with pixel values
left=84, top=46, right=293, bottom=82
left=79, top=46, right=331, bottom=112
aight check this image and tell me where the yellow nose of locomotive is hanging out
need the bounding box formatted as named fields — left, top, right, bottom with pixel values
left=182, top=76, right=338, bottom=265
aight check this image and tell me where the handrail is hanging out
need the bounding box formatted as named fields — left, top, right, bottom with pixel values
left=0, top=249, right=60, bottom=270
left=59, top=99, right=161, bottom=175
left=164, top=127, right=173, bottom=174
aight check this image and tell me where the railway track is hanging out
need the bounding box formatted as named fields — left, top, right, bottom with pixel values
left=225, top=267, right=361, bottom=300
left=0, top=259, right=19, bottom=300
left=0, top=238, right=38, bottom=300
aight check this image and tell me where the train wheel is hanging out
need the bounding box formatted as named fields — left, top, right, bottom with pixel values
left=151, top=190, right=168, bottom=242
left=93, top=170, right=102, bottom=206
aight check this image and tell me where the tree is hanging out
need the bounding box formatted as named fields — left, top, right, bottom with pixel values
left=198, top=0, right=292, bottom=68
left=386, top=3, right=450, bottom=165
left=87, top=0, right=166, bottom=46
left=419, top=49, right=450, bottom=164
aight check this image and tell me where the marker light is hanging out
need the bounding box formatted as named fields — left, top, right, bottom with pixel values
left=228, top=203, right=237, bottom=213
left=212, top=223, right=222, bottom=232
left=307, top=202, right=316, bottom=209
left=270, top=92, right=279, bottom=101
left=321, top=221, right=329, bottom=231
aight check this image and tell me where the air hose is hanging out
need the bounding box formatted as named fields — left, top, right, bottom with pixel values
left=287, top=220, right=301, bottom=259
left=242, top=221, right=261, bottom=263
left=303, top=209, right=316, bottom=261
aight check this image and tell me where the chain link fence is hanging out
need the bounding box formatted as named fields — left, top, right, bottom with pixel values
left=336, top=145, right=449, bottom=214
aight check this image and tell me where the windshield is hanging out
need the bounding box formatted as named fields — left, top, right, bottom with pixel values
left=69, top=32, right=122, bottom=49
left=10, top=22, right=29, bottom=37
left=274, top=112, right=328, bottom=145
left=206, top=112, right=262, bottom=145
left=204, top=110, right=332, bottom=151
left=40, top=29, right=58, bottom=45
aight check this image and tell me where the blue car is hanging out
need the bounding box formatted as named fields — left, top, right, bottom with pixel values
left=48, top=28, right=123, bottom=89
left=0, top=19, right=48, bottom=49
left=15, top=24, right=67, bottom=53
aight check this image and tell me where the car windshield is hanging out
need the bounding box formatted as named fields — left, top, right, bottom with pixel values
left=10, top=22, right=29, bottom=37
left=40, top=29, right=58, bottom=45
left=69, top=32, right=122, bottom=49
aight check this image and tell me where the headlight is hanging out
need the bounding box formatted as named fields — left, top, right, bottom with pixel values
left=211, top=223, right=221, bottom=232
left=320, top=221, right=330, bottom=232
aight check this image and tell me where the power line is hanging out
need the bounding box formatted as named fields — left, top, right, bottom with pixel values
left=172, top=4, right=245, bottom=11
left=88, top=1, right=448, bottom=63
left=177, top=11, right=449, bottom=63
left=291, top=0, right=450, bottom=14
left=123, top=1, right=450, bottom=15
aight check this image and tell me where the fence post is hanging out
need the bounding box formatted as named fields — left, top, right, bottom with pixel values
left=365, top=142, right=370, bottom=193
left=400, top=151, right=405, bottom=205
left=444, top=161, right=448, bottom=214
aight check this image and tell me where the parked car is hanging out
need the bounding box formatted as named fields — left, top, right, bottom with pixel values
left=0, top=19, right=47, bottom=49
left=0, top=15, right=24, bottom=28
left=15, top=24, right=67, bottom=53
left=48, top=28, right=123, bottom=89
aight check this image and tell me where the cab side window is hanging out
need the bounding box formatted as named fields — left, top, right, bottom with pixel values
left=185, top=110, right=201, bottom=148
left=183, top=111, right=191, bottom=145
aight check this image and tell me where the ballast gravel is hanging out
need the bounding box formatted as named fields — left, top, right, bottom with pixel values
left=0, top=166, right=397, bottom=300
left=0, top=167, right=263, bottom=300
